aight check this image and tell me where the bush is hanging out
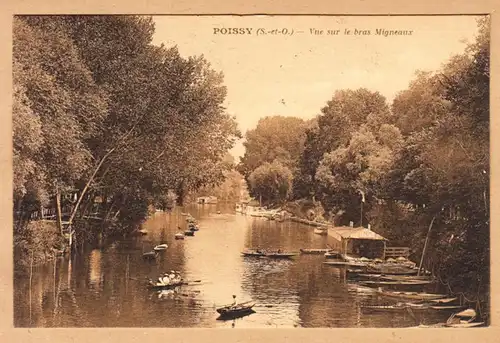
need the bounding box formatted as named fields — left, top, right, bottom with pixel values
left=14, top=220, right=63, bottom=271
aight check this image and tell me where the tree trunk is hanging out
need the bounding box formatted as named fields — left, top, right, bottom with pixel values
left=55, top=187, right=63, bottom=235
left=418, top=215, right=436, bottom=276
left=177, top=181, right=185, bottom=206
left=67, top=147, right=117, bottom=232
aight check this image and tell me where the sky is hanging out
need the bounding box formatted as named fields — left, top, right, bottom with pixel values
left=151, top=15, right=483, bottom=159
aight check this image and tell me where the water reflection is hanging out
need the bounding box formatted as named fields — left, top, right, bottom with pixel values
left=14, top=204, right=450, bottom=328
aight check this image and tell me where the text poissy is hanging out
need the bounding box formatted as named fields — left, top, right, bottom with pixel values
left=213, top=28, right=253, bottom=35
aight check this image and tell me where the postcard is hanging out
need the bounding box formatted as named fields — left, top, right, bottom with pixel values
left=4, top=3, right=498, bottom=342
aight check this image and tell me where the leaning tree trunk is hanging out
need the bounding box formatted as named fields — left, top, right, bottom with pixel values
left=176, top=181, right=185, bottom=206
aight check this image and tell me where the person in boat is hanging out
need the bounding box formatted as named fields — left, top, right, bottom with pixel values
left=231, top=295, right=237, bottom=308
left=160, top=273, right=170, bottom=285
left=278, top=249, right=282, bottom=254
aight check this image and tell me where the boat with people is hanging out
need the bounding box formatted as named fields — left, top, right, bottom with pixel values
left=241, top=249, right=299, bottom=258
left=147, top=270, right=184, bottom=289
left=153, top=244, right=168, bottom=251
left=216, top=295, right=256, bottom=319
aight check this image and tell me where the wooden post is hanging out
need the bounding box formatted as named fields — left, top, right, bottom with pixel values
left=29, top=251, right=34, bottom=325
left=418, top=216, right=436, bottom=276
left=360, top=201, right=363, bottom=228
left=56, top=187, right=63, bottom=235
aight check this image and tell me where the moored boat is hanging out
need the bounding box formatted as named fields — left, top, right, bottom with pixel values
left=324, top=251, right=342, bottom=259
left=300, top=248, right=334, bottom=255
left=184, top=230, right=195, bottom=236
left=313, top=228, right=328, bottom=235
left=416, top=308, right=485, bottom=328
left=142, top=251, right=158, bottom=259
left=241, top=249, right=299, bottom=258
left=376, top=288, right=448, bottom=301
left=323, top=261, right=367, bottom=267
left=360, top=280, right=433, bottom=287
left=175, top=233, right=185, bottom=240
left=153, top=244, right=168, bottom=251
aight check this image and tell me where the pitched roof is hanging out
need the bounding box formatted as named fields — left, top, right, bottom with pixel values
left=328, top=226, right=387, bottom=241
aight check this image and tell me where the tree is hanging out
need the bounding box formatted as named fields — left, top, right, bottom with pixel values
left=248, top=161, right=293, bottom=206
left=295, top=88, right=392, bottom=201
left=315, top=123, right=403, bottom=225
left=238, top=116, right=307, bottom=180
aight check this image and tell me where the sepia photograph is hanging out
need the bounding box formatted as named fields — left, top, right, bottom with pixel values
left=12, top=14, right=490, bottom=329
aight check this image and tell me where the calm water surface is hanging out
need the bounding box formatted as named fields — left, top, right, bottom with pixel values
left=14, top=204, right=449, bottom=328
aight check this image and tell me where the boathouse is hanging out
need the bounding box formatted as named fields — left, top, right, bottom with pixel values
left=197, top=196, right=218, bottom=204
left=327, top=226, right=388, bottom=259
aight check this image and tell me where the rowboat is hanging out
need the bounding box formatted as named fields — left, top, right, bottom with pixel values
left=174, top=233, right=185, bottom=240
left=189, top=225, right=199, bottom=232
left=216, top=300, right=256, bottom=318
left=147, top=280, right=185, bottom=290
left=300, top=248, right=334, bottom=254
left=138, top=229, right=148, bottom=235
left=153, top=244, right=168, bottom=251
left=362, top=303, right=464, bottom=312
left=241, top=249, right=299, bottom=258
left=360, top=280, right=433, bottom=287
left=323, top=261, right=367, bottom=267
left=417, top=309, right=485, bottom=328
left=313, top=228, right=328, bottom=235
left=379, top=275, right=435, bottom=282
left=184, top=230, right=195, bottom=236
left=324, top=251, right=342, bottom=259
left=142, top=251, right=158, bottom=259
left=376, top=288, right=448, bottom=301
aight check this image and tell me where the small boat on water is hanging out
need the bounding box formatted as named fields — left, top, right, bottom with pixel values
left=360, top=280, right=433, bottom=287
left=323, top=261, right=367, bottom=267
left=181, top=212, right=189, bottom=216
left=417, top=309, right=485, bottom=328
left=175, top=233, right=185, bottom=240
left=153, top=244, right=168, bottom=251
left=379, top=275, right=434, bottom=282
left=147, top=279, right=185, bottom=289
left=184, top=230, right=195, bottom=236
left=300, top=248, right=334, bottom=255
left=376, top=288, right=448, bottom=301
left=138, top=229, right=148, bottom=235
left=216, top=296, right=255, bottom=319
left=362, top=302, right=464, bottom=313
left=188, top=223, right=199, bottom=231
left=324, top=251, right=342, bottom=259
left=241, top=249, right=299, bottom=258
left=142, top=251, right=158, bottom=260
left=313, top=228, right=328, bottom=235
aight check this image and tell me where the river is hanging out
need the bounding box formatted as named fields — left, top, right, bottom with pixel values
left=14, top=203, right=450, bottom=328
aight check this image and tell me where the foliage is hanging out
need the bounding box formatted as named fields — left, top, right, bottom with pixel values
left=13, top=15, right=239, bottom=264
left=248, top=160, right=293, bottom=206
left=238, top=116, right=308, bottom=180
